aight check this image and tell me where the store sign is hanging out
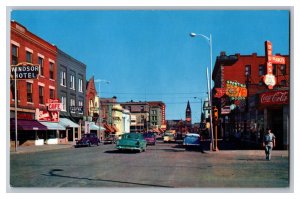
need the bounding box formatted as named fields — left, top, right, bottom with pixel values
left=215, top=81, right=247, bottom=100
left=264, top=41, right=285, bottom=89
left=221, top=106, right=231, bottom=115
left=36, top=109, right=59, bottom=122
left=260, top=91, right=289, bottom=105
left=11, top=63, right=40, bottom=79
left=46, top=99, right=62, bottom=111
left=70, top=106, right=83, bottom=114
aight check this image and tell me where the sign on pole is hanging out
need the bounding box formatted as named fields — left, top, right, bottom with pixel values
left=11, top=62, right=40, bottom=152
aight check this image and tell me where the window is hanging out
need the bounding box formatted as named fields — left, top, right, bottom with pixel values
left=49, top=62, right=54, bottom=79
left=38, top=57, right=44, bottom=76
left=245, top=65, right=251, bottom=76
left=27, top=82, right=33, bottom=102
left=280, top=65, right=286, bottom=75
left=70, top=99, right=76, bottom=113
left=78, top=100, right=83, bottom=114
left=280, top=80, right=287, bottom=86
left=151, top=110, right=157, bottom=115
left=12, top=45, right=18, bottom=65
left=78, top=78, right=83, bottom=92
left=26, top=51, right=32, bottom=63
left=60, top=71, right=66, bottom=86
left=39, top=86, right=44, bottom=104
left=259, top=65, right=265, bottom=76
left=50, top=89, right=54, bottom=100
left=273, top=65, right=277, bottom=75
left=61, top=96, right=66, bottom=111
left=70, top=75, right=75, bottom=89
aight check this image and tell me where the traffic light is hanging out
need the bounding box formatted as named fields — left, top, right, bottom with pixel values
left=213, top=106, right=218, bottom=121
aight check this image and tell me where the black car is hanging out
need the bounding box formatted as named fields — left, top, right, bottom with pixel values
left=75, top=133, right=100, bottom=147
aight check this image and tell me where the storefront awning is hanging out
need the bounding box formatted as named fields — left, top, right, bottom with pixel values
left=10, top=119, right=48, bottom=131
left=104, top=123, right=115, bottom=133
left=39, top=121, right=66, bottom=130
left=59, top=118, right=79, bottom=128
left=89, top=122, right=105, bottom=131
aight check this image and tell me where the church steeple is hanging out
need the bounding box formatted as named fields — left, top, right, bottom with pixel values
left=186, top=100, right=192, bottom=124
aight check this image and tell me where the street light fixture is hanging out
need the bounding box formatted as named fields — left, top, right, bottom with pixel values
left=190, top=32, right=216, bottom=151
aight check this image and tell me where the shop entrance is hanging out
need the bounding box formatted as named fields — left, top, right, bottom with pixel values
left=269, top=108, right=283, bottom=149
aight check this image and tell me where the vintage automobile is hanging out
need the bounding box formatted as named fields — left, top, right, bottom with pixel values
left=183, top=133, right=203, bottom=151
left=163, top=132, right=176, bottom=143
left=103, top=134, right=116, bottom=144
left=75, top=133, right=100, bottom=147
left=116, top=132, right=147, bottom=152
left=143, top=132, right=156, bottom=145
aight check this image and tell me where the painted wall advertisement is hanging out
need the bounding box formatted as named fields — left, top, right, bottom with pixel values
left=36, top=99, right=62, bottom=122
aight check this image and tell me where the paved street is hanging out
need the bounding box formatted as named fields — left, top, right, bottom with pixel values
left=9, top=141, right=289, bottom=189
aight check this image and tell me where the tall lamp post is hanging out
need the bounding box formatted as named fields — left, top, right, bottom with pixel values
left=95, top=79, right=110, bottom=140
left=190, top=32, right=215, bottom=151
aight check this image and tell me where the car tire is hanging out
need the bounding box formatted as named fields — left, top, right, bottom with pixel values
left=88, top=142, right=91, bottom=147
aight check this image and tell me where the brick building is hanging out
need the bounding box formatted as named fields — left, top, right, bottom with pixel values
left=212, top=50, right=290, bottom=149
left=10, top=21, right=58, bottom=146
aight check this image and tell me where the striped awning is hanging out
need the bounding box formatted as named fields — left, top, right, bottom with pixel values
left=59, top=118, right=79, bottom=128
left=39, top=121, right=66, bottom=130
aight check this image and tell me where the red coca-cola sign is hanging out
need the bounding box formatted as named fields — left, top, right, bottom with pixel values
left=260, top=91, right=289, bottom=105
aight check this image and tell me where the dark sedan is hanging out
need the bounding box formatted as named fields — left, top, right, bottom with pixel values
left=75, top=133, right=100, bottom=147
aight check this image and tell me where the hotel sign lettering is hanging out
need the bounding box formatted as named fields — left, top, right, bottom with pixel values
left=260, top=91, right=288, bottom=105
left=11, top=63, right=40, bottom=79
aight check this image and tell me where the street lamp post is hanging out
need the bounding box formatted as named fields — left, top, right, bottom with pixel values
left=190, top=32, right=216, bottom=151
left=95, top=79, right=110, bottom=140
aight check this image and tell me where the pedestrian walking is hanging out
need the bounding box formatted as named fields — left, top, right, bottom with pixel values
left=263, top=129, right=276, bottom=160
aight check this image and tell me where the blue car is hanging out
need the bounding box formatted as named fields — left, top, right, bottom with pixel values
left=183, top=133, right=203, bottom=152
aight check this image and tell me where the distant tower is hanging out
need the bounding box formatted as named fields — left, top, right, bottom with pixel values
left=185, top=101, right=192, bottom=126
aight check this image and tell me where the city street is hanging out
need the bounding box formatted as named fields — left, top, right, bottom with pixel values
left=9, top=140, right=290, bottom=189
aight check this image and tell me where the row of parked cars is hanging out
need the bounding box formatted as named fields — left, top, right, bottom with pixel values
left=75, top=131, right=203, bottom=152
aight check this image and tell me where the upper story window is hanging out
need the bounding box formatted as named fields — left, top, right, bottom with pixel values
left=259, top=64, right=265, bottom=76
left=49, top=62, right=54, bottom=80
left=38, top=57, right=44, bottom=76
left=70, top=74, right=75, bottom=90
left=49, top=89, right=55, bottom=100
left=39, top=86, right=44, bottom=104
left=27, top=82, right=33, bottom=103
left=60, top=71, right=66, bottom=86
left=11, top=45, right=18, bottom=65
left=70, top=98, right=76, bottom=113
left=245, top=65, right=251, bottom=76
left=280, top=64, right=286, bottom=75
left=26, top=51, right=32, bottom=63
left=61, top=96, right=67, bottom=111
left=78, top=78, right=83, bottom=92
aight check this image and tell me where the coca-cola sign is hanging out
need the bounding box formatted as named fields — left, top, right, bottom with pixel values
left=260, top=91, right=289, bottom=105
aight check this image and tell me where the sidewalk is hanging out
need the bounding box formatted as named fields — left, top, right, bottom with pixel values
left=10, top=142, right=74, bottom=154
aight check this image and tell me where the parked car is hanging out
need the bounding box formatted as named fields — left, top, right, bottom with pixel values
left=116, top=132, right=147, bottom=152
left=183, top=133, right=203, bottom=151
left=163, top=132, right=176, bottom=143
left=75, top=133, right=100, bottom=147
left=103, top=134, right=116, bottom=144
left=143, top=132, right=156, bottom=145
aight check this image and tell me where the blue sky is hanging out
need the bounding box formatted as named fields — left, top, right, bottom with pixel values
left=10, top=10, right=290, bottom=123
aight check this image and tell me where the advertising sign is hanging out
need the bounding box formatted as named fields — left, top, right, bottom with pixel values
left=263, top=41, right=285, bottom=89
left=260, top=91, right=289, bottom=105
left=214, top=81, right=247, bottom=100
left=11, top=62, right=40, bottom=79
left=85, top=122, right=91, bottom=134
left=46, top=99, right=62, bottom=111
left=36, top=109, right=59, bottom=122
left=70, top=106, right=84, bottom=114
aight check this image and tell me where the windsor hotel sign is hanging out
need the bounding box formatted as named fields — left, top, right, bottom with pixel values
left=11, top=62, right=40, bottom=79
left=259, top=90, right=288, bottom=105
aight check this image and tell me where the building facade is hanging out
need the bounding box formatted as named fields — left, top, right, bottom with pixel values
left=148, top=101, right=166, bottom=131
left=120, top=101, right=150, bottom=132
left=10, top=21, right=58, bottom=146
left=56, top=49, right=86, bottom=142
left=212, top=50, right=290, bottom=149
